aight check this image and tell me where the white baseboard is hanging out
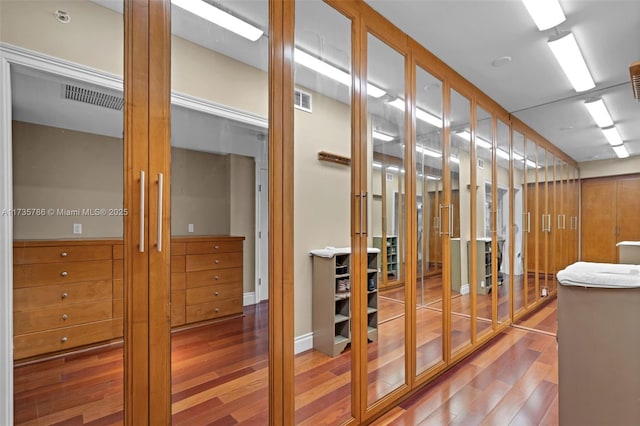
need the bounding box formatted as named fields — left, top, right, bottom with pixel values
left=460, top=284, right=470, bottom=295
left=294, top=332, right=313, bottom=355
left=243, top=292, right=256, bottom=306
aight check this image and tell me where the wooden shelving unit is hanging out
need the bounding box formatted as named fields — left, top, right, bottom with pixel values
left=373, top=235, right=399, bottom=288
left=311, top=248, right=379, bottom=357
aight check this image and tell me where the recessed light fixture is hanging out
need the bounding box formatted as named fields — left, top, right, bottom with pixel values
left=584, top=98, right=614, bottom=128
left=416, top=146, right=442, bottom=158
left=491, top=56, right=512, bottom=68
left=388, top=99, right=442, bottom=128
left=294, top=49, right=386, bottom=98
left=612, top=144, right=629, bottom=159
left=547, top=31, right=595, bottom=92
left=601, top=125, right=623, bottom=146
left=372, top=130, right=394, bottom=142
left=171, top=0, right=263, bottom=41
left=521, top=0, right=566, bottom=31
left=54, top=9, right=71, bottom=24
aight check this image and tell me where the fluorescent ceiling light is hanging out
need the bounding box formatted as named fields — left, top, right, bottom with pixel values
left=294, top=49, right=385, bottom=98
left=584, top=98, right=614, bottom=128
left=386, top=166, right=399, bottom=172
left=372, top=130, right=394, bottom=142
left=373, top=162, right=382, bottom=168
left=525, top=159, right=538, bottom=168
left=416, top=145, right=442, bottom=158
left=496, top=148, right=510, bottom=161
left=171, top=0, right=263, bottom=41
left=456, top=130, right=492, bottom=149
left=427, top=175, right=441, bottom=181
left=601, top=125, right=623, bottom=146
left=547, top=31, right=595, bottom=92
left=521, top=0, right=566, bottom=31
left=388, top=99, right=442, bottom=128
left=612, top=144, right=629, bottom=159
left=450, top=155, right=460, bottom=164
left=513, top=151, right=524, bottom=161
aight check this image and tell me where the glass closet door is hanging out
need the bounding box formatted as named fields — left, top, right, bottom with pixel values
left=366, top=32, right=407, bottom=407
left=512, top=130, right=526, bottom=316
left=449, top=90, right=472, bottom=354
left=415, top=65, right=444, bottom=375
left=7, top=1, right=125, bottom=423
left=496, top=119, right=510, bottom=325
left=538, top=147, right=551, bottom=299
left=525, top=139, right=539, bottom=308
left=291, top=2, right=354, bottom=424
left=169, top=0, right=270, bottom=423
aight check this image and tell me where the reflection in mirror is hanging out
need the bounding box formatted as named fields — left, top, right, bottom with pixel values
left=512, top=130, right=526, bottom=316
left=551, top=157, right=565, bottom=295
left=7, top=1, right=126, bottom=423
left=496, top=120, right=510, bottom=324
left=538, top=146, right=551, bottom=300
left=169, top=0, right=269, bottom=422
left=415, top=66, right=444, bottom=375
left=525, top=139, right=539, bottom=308
left=473, top=106, right=494, bottom=340
left=449, top=90, right=472, bottom=355
left=292, top=2, right=354, bottom=424
left=367, top=33, right=406, bottom=406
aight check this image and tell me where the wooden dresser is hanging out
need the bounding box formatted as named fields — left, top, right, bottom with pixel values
left=13, top=236, right=244, bottom=360
left=13, top=240, right=123, bottom=360
left=171, top=236, right=245, bottom=326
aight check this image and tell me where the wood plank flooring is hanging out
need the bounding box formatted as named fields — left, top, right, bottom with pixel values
left=14, top=290, right=559, bottom=425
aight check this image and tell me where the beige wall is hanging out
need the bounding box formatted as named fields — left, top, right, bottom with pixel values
left=12, top=121, right=124, bottom=239
left=294, top=88, right=351, bottom=337
left=171, top=148, right=230, bottom=236
left=578, top=156, right=640, bottom=179
left=230, top=155, right=256, bottom=294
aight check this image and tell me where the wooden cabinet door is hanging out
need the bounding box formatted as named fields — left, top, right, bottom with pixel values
left=617, top=176, right=640, bottom=245
left=581, top=179, right=617, bottom=262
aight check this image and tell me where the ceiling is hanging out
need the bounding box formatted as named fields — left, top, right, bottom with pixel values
left=11, top=0, right=640, bottom=164
left=364, top=0, right=640, bottom=163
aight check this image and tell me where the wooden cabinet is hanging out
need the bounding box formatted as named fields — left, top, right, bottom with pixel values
left=172, top=236, right=245, bottom=325
left=13, top=236, right=243, bottom=360
left=582, top=175, right=640, bottom=263
left=468, top=238, right=495, bottom=295
left=13, top=240, right=123, bottom=360
left=373, top=235, right=398, bottom=288
left=310, top=249, right=379, bottom=357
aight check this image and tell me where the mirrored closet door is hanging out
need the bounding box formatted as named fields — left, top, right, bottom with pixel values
left=496, top=119, right=510, bottom=325
left=512, top=130, right=527, bottom=317
left=7, top=1, right=127, bottom=423
left=169, top=0, right=270, bottom=423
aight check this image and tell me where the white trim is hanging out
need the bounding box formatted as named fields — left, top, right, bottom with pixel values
left=243, top=292, right=257, bottom=306
left=294, top=332, right=314, bottom=355
left=0, top=48, right=14, bottom=426
left=171, top=93, right=267, bottom=129
left=460, top=284, right=470, bottom=295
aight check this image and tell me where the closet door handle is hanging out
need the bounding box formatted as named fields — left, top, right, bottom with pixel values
left=139, top=171, right=145, bottom=253
left=527, top=212, right=531, bottom=233
left=449, top=203, right=454, bottom=236
left=548, top=214, right=552, bottom=232
left=362, top=192, right=367, bottom=236
left=438, top=204, right=444, bottom=236
left=156, top=173, right=163, bottom=252
left=562, top=214, right=566, bottom=230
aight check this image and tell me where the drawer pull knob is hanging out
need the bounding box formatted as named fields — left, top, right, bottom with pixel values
left=61, top=292, right=68, bottom=299
left=61, top=252, right=68, bottom=257
left=61, top=337, right=68, bottom=343
left=215, top=275, right=219, bottom=280
left=215, top=260, right=220, bottom=264
left=214, top=291, right=219, bottom=296
left=61, top=271, right=68, bottom=277
left=214, top=245, right=220, bottom=249
left=62, top=314, right=68, bottom=320
left=215, top=308, right=220, bottom=313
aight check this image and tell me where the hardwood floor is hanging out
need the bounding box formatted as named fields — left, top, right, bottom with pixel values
left=14, top=294, right=559, bottom=425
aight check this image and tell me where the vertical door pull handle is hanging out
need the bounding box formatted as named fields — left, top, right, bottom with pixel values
left=449, top=203, right=454, bottom=236
left=362, top=192, right=368, bottom=236
left=157, top=173, right=163, bottom=252
left=438, top=204, right=444, bottom=236
left=139, top=171, right=145, bottom=253
left=527, top=212, right=531, bottom=233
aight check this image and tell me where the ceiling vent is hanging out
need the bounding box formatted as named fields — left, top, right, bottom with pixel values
left=294, top=88, right=312, bottom=113
left=631, top=61, right=640, bottom=101
left=64, top=84, right=124, bottom=110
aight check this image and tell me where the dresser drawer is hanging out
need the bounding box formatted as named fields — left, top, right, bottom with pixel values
left=186, top=267, right=242, bottom=289
left=14, top=260, right=112, bottom=288
left=185, top=252, right=242, bottom=272
left=14, top=300, right=113, bottom=334
left=172, top=255, right=186, bottom=273
left=14, top=318, right=123, bottom=360
left=186, top=281, right=242, bottom=305
left=185, top=298, right=242, bottom=323
left=185, top=239, right=243, bottom=255
left=171, top=290, right=185, bottom=327
left=13, top=245, right=113, bottom=264
left=14, top=280, right=112, bottom=310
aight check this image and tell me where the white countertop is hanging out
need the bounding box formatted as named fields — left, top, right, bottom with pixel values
left=617, top=241, right=640, bottom=247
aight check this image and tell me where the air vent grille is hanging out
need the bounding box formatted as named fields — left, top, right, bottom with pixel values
left=64, top=84, right=124, bottom=110
left=294, top=88, right=312, bottom=112
left=478, top=158, right=484, bottom=169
